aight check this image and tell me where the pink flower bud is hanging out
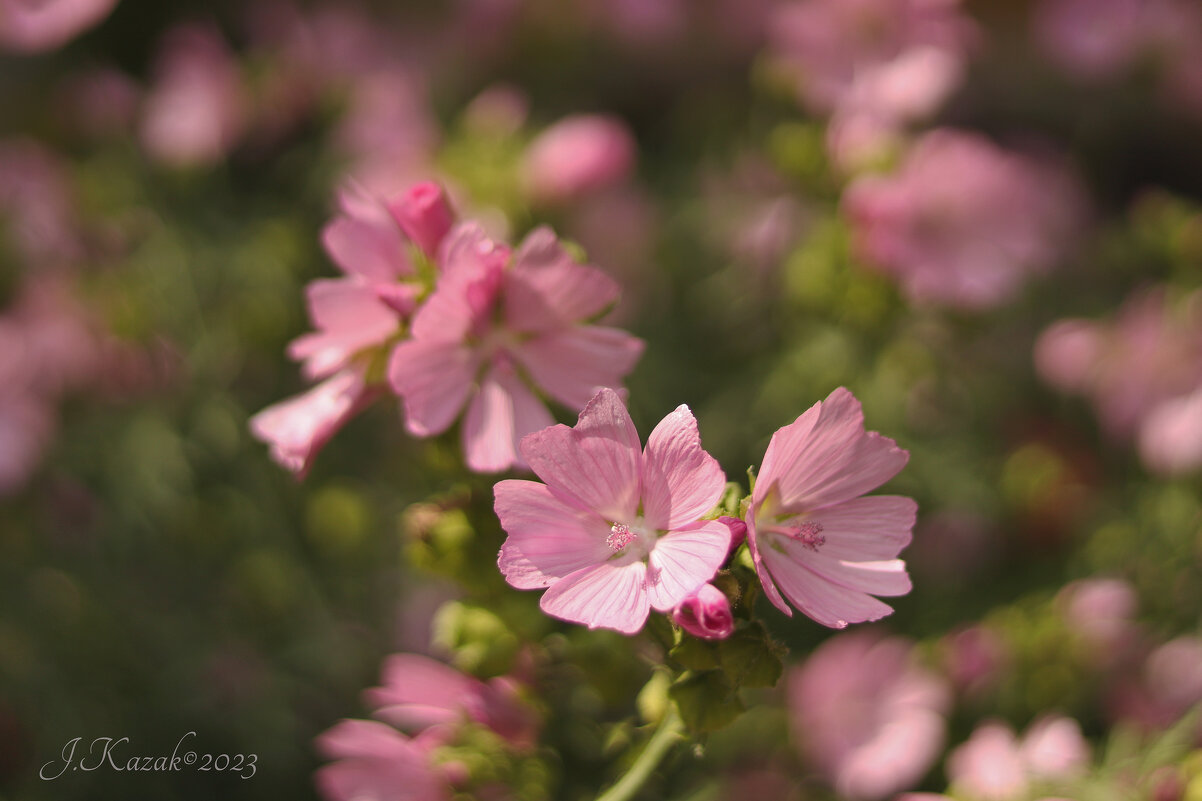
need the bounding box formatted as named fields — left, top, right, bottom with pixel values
left=386, top=181, right=454, bottom=259
left=718, top=515, right=747, bottom=552
left=672, top=583, right=734, bottom=640
left=522, top=114, right=635, bottom=204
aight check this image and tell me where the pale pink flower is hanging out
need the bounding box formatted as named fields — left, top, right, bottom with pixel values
left=1111, top=635, right=1202, bottom=731
left=844, top=129, right=1083, bottom=309
left=1034, top=0, right=1198, bottom=79
left=289, top=182, right=450, bottom=380
left=768, top=0, right=975, bottom=132
left=335, top=70, right=439, bottom=198
left=315, top=719, right=449, bottom=801
left=366, top=654, right=538, bottom=749
left=0, top=0, right=116, bottom=53
left=522, top=114, right=636, bottom=204
left=1138, top=386, right=1202, bottom=475
left=249, top=371, right=382, bottom=479
left=1035, top=287, right=1202, bottom=444
left=940, top=624, right=1008, bottom=698
left=0, top=139, right=84, bottom=268
left=672, top=583, right=735, bottom=640
left=788, top=632, right=950, bottom=800
left=1056, top=577, right=1139, bottom=657
left=948, top=717, right=1089, bottom=800
left=745, top=387, right=915, bottom=628
left=139, top=24, right=248, bottom=168
left=495, top=388, right=731, bottom=634
left=389, top=228, right=643, bottom=473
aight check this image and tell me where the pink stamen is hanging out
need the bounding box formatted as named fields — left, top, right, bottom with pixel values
left=607, top=522, right=635, bottom=551
left=781, top=521, right=825, bottom=551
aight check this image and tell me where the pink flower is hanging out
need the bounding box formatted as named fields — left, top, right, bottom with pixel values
left=0, top=0, right=116, bottom=53
left=672, top=583, right=735, bottom=640
left=1035, top=288, right=1202, bottom=468
left=522, top=114, right=636, bottom=204
left=139, top=24, right=248, bottom=168
left=366, top=654, right=538, bottom=749
left=768, top=0, right=975, bottom=130
left=788, top=632, right=950, bottom=800
left=495, top=388, right=732, bottom=634
left=315, top=719, right=450, bottom=801
left=1056, top=577, right=1139, bottom=657
left=948, top=717, right=1089, bottom=800
left=249, top=371, right=382, bottom=479
left=389, top=228, right=643, bottom=473
left=745, top=387, right=915, bottom=628
left=844, top=129, right=1084, bottom=309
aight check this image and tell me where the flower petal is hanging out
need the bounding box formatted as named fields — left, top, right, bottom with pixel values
left=512, top=326, right=644, bottom=411
left=761, top=545, right=897, bottom=627
left=495, top=480, right=613, bottom=589
left=387, top=340, right=478, bottom=436
left=288, top=278, right=399, bottom=379
left=646, top=520, right=732, bottom=611
left=539, top=560, right=649, bottom=634
left=747, top=515, right=792, bottom=616
left=461, top=362, right=553, bottom=473
left=504, top=226, right=621, bottom=332
left=519, top=387, right=642, bottom=521
left=641, top=404, right=725, bottom=531
left=365, top=655, right=480, bottom=732
left=801, top=495, right=917, bottom=560
left=321, top=213, right=410, bottom=284
left=756, top=387, right=909, bottom=512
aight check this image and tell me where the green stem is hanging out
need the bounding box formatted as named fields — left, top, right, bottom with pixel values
left=596, top=708, right=685, bottom=801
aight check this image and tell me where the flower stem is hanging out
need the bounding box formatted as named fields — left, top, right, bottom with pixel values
left=596, top=707, right=685, bottom=801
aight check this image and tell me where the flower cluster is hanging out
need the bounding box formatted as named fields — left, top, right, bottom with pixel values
left=252, top=181, right=644, bottom=475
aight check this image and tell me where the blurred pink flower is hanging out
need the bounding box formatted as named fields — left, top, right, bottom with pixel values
left=1138, top=386, right=1202, bottom=475
left=948, top=717, right=1089, bottom=800
left=0, top=0, right=116, bottom=53
left=315, top=719, right=450, bottom=801
left=0, top=393, right=55, bottom=495
left=495, top=388, right=731, bottom=634
left=522, top=114, right=636, bottom=204
left=769, top=0, right=975, bottom=144
left=745, top=387, right=915, bottom=628
left=1035, top=287, right=1202, bottom=473
left=249, top=371, right=382, bottom=480
left=940, top=624, right=1008, bottom=698
left=672, top=583, right=735, bottom=640
left=366, top=654, right=538, bottom=749
left=335, top=70, right=439, bottom=197
left=53, top=67, right=141, bottom=140
left=788, top=632, right=950, bottom=800
left=1056, top=577, right=1139, bottom=658
left=315, top=652, right=538, bottom=801
left=844, top=129, right=1084, bottom=309
left=139, top=23, right=248, bottom=168
left=1111, top=635, right=1202, bottom=732
left=388, top=227, right=643, bottom=472
left=1034, top=0, right=1200, bottom=79
left=0, top=139, right=84, bottom=269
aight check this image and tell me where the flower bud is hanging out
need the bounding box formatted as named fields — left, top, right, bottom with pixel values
left=387, top=181, right=454, bottom=259
left=672, top=583, right=734, bottom=640
left=521, top=114, right=635, bottom=203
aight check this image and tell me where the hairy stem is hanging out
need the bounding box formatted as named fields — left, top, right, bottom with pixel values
left=596, top=707, right=685, bottom=801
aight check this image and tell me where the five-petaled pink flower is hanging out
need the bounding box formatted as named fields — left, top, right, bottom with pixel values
left=389, top=228, right=644, bottom=473
left=745, top=387, right=916, bottom=628
left=495, top=388, right=732, bottom=634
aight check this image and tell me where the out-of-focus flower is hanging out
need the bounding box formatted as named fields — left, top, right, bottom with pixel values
left=388, top=227, right=643, bottom=472
left=1056, top=577, right=1139, bottom=658
left=940, top=624, right=1008, bottom=698
left=844, top=129, right=1084, bottom=309
left=495, top=389, right=731, bottom=634
left=54, top=67, right=141, bottom=140
left=139, top=23, right=248, bottom=168
left=745, top=387, right=915, bottom=628
left=335, top=71, right=439, bottom=198
left=769, top=0, right=975, bottom=166
left=1035, top=287, right=1202, bottom=474
left=253, top=182, right=452, bottom=475
left=0, top=140, right=83, bottom=269
left=521, top=114, right=636, bottom=205
left=315, top=653, right=539, bottom=801
left=249, top=371, right=382, bottom=480
left=672, top=583, right=735, bottom=640
left=1138, top=386, right=1202, bottom=475
left=315, top=719, right=449, bottom=801
left=1110, top=636, right=1202, bottom=732
left=0, top=0, right=116, bottom=53
left=1034, top=0, right=1200, bottom=78
left=947, top=717, right=1090, bottom=801
left=789, top=632, right=950, bottom=800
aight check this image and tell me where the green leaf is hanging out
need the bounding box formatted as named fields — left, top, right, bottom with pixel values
left=716, top=624, right=785, bottom=689
left=670, top=671, right=744, bottom=733
left=670, top=636, right=720, bottom=671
